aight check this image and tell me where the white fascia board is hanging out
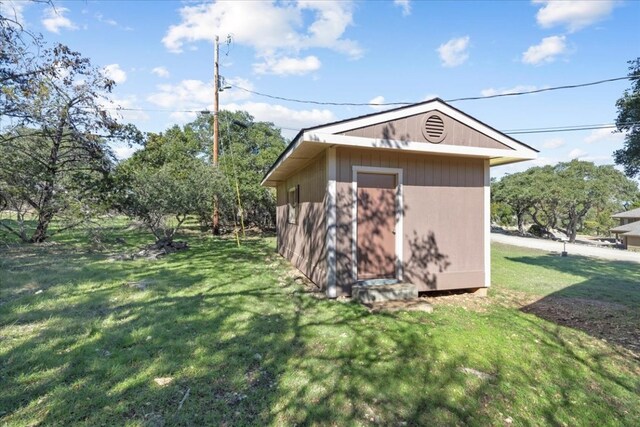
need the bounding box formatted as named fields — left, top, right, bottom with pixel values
left=260, top=134, right=304, bottom=186
left=315, top=100, right=536, bottom=155
left=303, top=132, right=537, bottom=161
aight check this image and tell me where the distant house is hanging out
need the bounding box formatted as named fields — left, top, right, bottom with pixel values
left=611, top=207, right=640, bottom=251
left=261, top=98, right=538, bottom=298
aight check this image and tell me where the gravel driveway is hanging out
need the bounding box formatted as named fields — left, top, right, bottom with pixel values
left=491, top=233, right=640, bottom=264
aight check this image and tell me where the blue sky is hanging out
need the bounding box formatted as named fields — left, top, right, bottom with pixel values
left=3, top=0, right=639, bottom=176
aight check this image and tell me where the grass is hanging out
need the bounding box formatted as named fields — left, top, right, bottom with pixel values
left=1, top=222, right=639, bottom=426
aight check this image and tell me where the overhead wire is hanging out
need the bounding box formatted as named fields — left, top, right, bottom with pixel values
left=228, top=75, right=639, bottom=106
left=96, top=74, right=639, bottom=135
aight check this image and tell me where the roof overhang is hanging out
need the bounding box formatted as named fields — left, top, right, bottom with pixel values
left=611, top=208, right=640, bottom=219
left=262, top=98, right=538, bottom=187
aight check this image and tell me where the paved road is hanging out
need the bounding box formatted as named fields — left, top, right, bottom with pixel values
left=491, top=233, right=640, bottom=264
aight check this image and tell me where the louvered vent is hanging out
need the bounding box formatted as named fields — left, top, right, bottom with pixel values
left=422, top=114, right=446, bottom=143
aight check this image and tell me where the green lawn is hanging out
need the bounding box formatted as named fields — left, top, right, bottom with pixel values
left=1, top=223, right=639, bottom=426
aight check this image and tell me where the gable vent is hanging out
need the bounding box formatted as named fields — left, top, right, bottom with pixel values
left=422, top=114, right=446, bottom=143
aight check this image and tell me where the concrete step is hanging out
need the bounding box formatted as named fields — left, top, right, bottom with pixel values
left=352, top=282, right=418, bottom=304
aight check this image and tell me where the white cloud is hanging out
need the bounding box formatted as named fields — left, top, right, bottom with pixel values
left=481, top=85, right=538, bottom=97
left=221, top=77, right=255, bottom=102
left=223, top=101, right=335, bottom=134
left=95, top=12, right=117, bottom=26
left=151, top=66, right=170, bottom=78
left=493, top=155, right=559, bottom=177
left=42, top=7, right=78, bottom=34
left=147, top=78, right=252, bottom=111
left=94, top=12, right=133, bottom=31
left=437, top=36, right=470, bottom=67
left=148, top=80, right=212, bottom=110
left=568, top=148, right=587, bottom=159
left=99, top=95, right=150, bottom=123
left=394, top=0, right=411, bottom=16
left=146, top=77, right=333, bottom=133
left=534, top=0, right=616, bottom=32
left=162, top=1, right=362, bottom=76
left=522, top=35, right=567, bottom=65
left=584, top=128, right=625, bottom=144
left=582, top=155, right=613, bottom=164
left=542, top=138, right=566, bottom=149
left=0, top=0, right=26, bottom=26
left=368, top=95, right=386, bottom=110
left=103, top=64, right=127, bottom=84
left=111, top=143, right=142, bottom=161
left=253, top=55, right=321, bottom=76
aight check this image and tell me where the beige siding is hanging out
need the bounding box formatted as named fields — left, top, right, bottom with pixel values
left=627, top=236, right=640, bottom=252
left=276, top=151, right=327, bottom=286
left=341, top=110, right=511, bottom=150
left=335, top=147, right=485, bottom=295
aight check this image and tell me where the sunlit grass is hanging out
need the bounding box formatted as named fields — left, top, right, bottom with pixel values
left=1, top=223, right=638, bottom=425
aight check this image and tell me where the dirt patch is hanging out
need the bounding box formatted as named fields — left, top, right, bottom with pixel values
left=363, top=287, right=639, bottom=357
left=367, top=300, right=434, bottom=313
left=110, top=240, right=189, bottom=261
left=421, top=290, right=493, bottom=312
left=521, top=296, right=640, bottom=356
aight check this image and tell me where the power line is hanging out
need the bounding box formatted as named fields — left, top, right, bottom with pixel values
left=96, top=74, right=639, bottom=135
left=502, top=122, right=619, bottom=132
left=102, top=75, right=638, bottom=114
left=229, top=75, right=638, bottom=106
left=104, top=103, right=633, bottom=135
left=506, top=124, right=618, bottom=135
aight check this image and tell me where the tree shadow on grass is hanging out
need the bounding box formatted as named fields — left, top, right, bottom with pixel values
left=2, top=237, right=639, bottom=425
left=507, top=254, right=640, bottom=355
left=0, top=234, right=490, bottom=425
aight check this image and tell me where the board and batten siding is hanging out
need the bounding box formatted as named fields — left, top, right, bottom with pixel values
left=276, top=151, right=327, bottom=286
left=335, top=147, right=486, bottom=296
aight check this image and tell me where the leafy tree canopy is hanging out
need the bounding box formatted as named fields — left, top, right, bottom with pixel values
left=492, top=160, right=638, bottom=241
left=613, top=58, right=640, bottom=177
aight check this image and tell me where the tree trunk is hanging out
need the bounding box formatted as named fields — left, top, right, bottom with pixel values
left=30, top=210, right=54, bottom=243
left=517, top=211, right=525, bottom=234
left=29, top=107, right=67, bottom=243
left=565, top=216, right=578, bottom=243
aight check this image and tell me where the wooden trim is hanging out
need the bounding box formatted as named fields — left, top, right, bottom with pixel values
left=326, top=147, right=337, bottom=298
left=261, top=99, right=538, bottom=187
left=317, top=99, right=534, bottom=153
left=261, top=133, right=303, bottom=186
left=351, top=166, right=404, bottom=283
left=483, top=159, right=491, bottom=287
left=304, top=132, right=537, bottom=161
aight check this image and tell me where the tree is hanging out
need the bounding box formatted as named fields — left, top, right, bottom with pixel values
left=0, top=2, right=79, bottom=123
left=0, top=129, right=114, bottom=242
left=187, top=110, right=286, bottom=229
left=613, top=58, right=640, bottom=177
left=554, top=161, right=637, bottom=242
left=527, top=166, right=561, bottom=231
left=492, top=161, right=638, bottom=242
left=113, top=128, right=226, bottom=244
left=0, top=41, right=141, bottom=242
left=491, top=171, right=537, bottom=233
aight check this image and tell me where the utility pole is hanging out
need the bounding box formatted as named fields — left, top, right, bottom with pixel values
left=212, top=35, right=220, bottom=235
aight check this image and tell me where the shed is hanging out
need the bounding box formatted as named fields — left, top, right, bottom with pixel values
left=611, top=207, right=640, bottom=250
left=261, top=98, right=538, bottom=297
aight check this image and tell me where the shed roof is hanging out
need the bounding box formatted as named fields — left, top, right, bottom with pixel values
left=611, top=207, right=640, bottom=219
left=262, top=98, right=538, bottom=187
left=611, top=222, right=640, bottom=233
left=611, top=219, right=640, bottom=236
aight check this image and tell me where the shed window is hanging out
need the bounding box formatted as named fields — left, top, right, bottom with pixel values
left=288, top=185, right=299, bottom=224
